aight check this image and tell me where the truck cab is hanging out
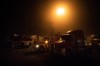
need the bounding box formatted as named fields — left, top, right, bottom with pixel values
left=49, top=30, right=85, bottom=56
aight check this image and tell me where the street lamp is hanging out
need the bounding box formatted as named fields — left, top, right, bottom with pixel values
left=41, top=1, right=74, bottom=33
left=56, top=7, right=65, bottom=16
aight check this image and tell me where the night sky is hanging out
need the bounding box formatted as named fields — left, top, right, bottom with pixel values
left=2, top=0, right=100, bottom=36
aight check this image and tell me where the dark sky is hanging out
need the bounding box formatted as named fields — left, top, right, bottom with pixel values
left=2, top=0, right=100, bottom=36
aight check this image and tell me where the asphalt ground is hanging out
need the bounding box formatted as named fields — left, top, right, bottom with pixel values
left=0, top=48, right=100, bottom=66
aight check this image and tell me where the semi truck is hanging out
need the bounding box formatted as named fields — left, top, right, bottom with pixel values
left=49, top=29, right=85, bottom=56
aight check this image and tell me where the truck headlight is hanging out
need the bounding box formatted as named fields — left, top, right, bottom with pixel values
left=45, top=40, right=48, bottom=44
left=35, top=45, right=39, bottom=48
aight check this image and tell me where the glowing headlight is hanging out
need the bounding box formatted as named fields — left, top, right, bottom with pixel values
left=35, top=45, right=39, bottom=48
left=45, top=40, right=48, bottom=44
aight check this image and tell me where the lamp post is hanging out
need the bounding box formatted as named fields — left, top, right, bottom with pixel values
left=56, top=7, right=65, bottom=16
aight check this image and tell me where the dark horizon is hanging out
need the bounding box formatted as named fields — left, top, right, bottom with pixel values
left=2, top=0, right=100, bottom=36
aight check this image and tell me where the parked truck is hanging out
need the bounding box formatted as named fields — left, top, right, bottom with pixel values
left=49, top=29, right=85, bottom=56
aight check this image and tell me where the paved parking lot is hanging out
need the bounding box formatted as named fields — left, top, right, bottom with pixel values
left=0, top=48, right=100, bottom=66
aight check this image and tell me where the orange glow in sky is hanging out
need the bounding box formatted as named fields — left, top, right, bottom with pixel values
left=40, top=1, right=81, bottom=32
left=56, top=7, right=65, bottom=16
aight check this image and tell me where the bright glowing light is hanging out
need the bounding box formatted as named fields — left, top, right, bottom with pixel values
left=67, top=30, right=73, bottom=33
left=45, top=40, right=48, bottom=44
left=36, top=45, right=39, bottom=48
left=40, top=1, right=76, bottom=32
left=56, top=8, right=65, bottom=16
